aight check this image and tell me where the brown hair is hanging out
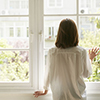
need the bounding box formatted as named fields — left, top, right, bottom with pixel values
left=55, top=18, right=79, bottom=49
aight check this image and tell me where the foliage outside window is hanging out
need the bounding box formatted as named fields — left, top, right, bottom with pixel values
left=0, top=39, right=29, bottom=81
left=79, top=17, right=100, bottom=82
left=0, top=0, right=29, bottom=82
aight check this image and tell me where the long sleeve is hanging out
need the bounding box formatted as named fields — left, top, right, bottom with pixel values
left=82, top=50, right=92, bottom=78
left=43, top=50, right=50, bottom=90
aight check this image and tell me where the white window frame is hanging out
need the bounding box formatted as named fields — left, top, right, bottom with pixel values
left=0, top=0, right=43, bottom=92
left=0, top=0, right=100, bottom=94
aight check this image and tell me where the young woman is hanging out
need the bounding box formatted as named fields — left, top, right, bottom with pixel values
left=33, top=18, right=100, bottom=100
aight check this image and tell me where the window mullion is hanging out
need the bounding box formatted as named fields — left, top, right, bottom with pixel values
left=76, top=0, right=79, bottom=28
left=0, top=15, right=29, bottom=17
left=29, top=0, right=38, bottom=89
left=37, top=0, right=44, bottom=90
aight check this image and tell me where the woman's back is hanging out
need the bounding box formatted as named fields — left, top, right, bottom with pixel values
left=33, top=18, right=99, bottom=100
left=48, top=46, right=92, bottom=100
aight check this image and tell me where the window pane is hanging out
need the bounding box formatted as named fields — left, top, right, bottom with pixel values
left=0, top=51, right=29, bottom=82
left=49, top=0, right=55, bottom=7
left=56, top=0, right=62, bottom=6
left=44, top=16, right=76, bottom=48
left=44, top=50, right=48, bottom=66
left=16, top=27, right=21, bottom=37
left=0, top=28, right=3, bottom=37
left=21, top=1, right=29, bottom=9
left=79, top=16, right=100, bottom=82
left=79, top=16, right=100, bottom=48
left=27, top=27, right=29, bottom=37
left=10, top=1, right=19, bottom=9
left=79, top=0, right=100, bottom=14
left=96, top=0, right=100, bottom=7
left=0, top=17, right=29, bottom=49
left=0, top=0, right=28, bottom=15
left=9, top=27, right=14, bottom=37
left=44, top=0, right=76, bottom=14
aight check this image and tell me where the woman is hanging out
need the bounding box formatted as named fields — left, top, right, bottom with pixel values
left=33, top=18, right=100, bottom=100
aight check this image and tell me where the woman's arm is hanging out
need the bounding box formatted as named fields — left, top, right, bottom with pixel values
left=33, top=50, right=51, bottom=98
left=33, top=90, right=48, bottom=98
left=82, top=47, right=100, bottom=78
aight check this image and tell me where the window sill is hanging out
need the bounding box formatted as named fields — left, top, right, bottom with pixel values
left=0, top=90, right=100, bottom=100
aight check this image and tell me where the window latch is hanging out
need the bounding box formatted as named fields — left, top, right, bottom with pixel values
left=39, top=30, right=43, bottom=42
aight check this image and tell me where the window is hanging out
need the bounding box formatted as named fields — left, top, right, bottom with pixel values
left=0, top=0, right=100, bottom=94
left=0, top=0, right=31, bottom=90
left=27, top=27, right=29, bottom=37
left=0, top=28, right=3, bottom=37
left=48, top=0, right=55, bottom=7
left=9, top=0, right=28, bottom=9
left=16, top=27, right=20, bottom=37
left=8, top=0, right=28, bottom=15
left=9, top=27, right=14, bottom=37
left=80, top=0, right=85, bottom=8
left=10, top=1, right=19, bottom=9
left=48, top=0, right=63, bottom=8
left=86, top=0, right=91, bottom=8
left=79, top=0, right=100, bottom=14
left=96, top=0, right=100, bottom=7
left=57, top=0, right=62, bottom=6
left=21, top=1, right=28, bottom=9
left=49, top=27, right=54, bottom=37
left=80, top=0, right=92, bottom=8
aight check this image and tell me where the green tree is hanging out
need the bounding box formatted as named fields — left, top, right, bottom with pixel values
left=0, top=39, right=29, bottom=81
left=79, top=19, right=100, bottom=82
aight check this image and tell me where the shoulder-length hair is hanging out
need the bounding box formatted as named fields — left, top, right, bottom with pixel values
left=55, top=18, right=79, bottom=49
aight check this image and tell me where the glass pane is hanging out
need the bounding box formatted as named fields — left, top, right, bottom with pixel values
left=0, top=51, right=29, bottom=82
left=44, top=0, right=76, bottom=14
left=44, top=16, right=76, bottom=48
left=43, top=50, right=48, bottom=78
left=79, top=16, right=100, bottom=48
left=79, top=16, right=100, bottom=82
left=0, top=17, right=29, bottom=49
left=44, top=50, right=48, bottom=66
left=0, top=0, right=28, bottom=15
left=79, top=0, right=100, bottom=14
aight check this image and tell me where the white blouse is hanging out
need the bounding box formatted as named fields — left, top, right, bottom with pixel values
left=43, top=46, right=92, bottom=100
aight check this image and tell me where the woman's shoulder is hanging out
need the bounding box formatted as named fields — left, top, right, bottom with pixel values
left=65, top=46, right=87, bottom=54
left=48, top=46, right=87, bottom=54
left=48, top=46, right=57, bottom=54
left=75, top=46, right=87, bottom=55
left=76, top=46, right=86, bottom=51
